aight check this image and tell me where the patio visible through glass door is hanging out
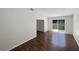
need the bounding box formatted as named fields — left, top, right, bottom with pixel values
left=52, top=20, right=65, bottom=33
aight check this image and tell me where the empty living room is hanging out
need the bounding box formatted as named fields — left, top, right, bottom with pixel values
left=0, top=8, right=79, bottom=51
left=1, top=0, right=79, bottom=59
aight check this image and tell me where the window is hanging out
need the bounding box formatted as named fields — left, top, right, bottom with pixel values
left=52, top=20, right=65, bottom=30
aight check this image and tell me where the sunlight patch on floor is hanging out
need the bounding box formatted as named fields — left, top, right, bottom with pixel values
left=52, top=30, right=66, bottom=47
left=52, top=30, right=66, bottom=48
left=52, top=29, right=65, bottom=34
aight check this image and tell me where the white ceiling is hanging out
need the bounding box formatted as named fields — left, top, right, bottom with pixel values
left=34, top=8, right=77, bottom=17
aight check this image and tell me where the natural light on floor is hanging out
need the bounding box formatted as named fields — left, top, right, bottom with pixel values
left=52, top=29, right=65, bottom=33
left=52, top=32, right=66, bottom=47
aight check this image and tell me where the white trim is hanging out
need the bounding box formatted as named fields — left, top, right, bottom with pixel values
left=7, top=35, right=36, bottom=51
left=73, top=33, right=79, bottom=47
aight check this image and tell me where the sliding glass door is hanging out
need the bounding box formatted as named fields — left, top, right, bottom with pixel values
left=52, top=20, right=65, bottom=30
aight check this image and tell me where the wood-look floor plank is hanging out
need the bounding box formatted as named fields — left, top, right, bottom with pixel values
left=11, top=31, right=79, bottom=51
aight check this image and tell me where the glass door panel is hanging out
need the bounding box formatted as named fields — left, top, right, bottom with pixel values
left=58, top=20, right=65, bottom=30
left=52, top=20, right=65, bottom=30
left=53, top=20, right=58, bottom=29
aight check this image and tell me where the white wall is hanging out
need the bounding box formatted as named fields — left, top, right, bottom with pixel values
left=48, top=15, right=73, bottom=34
left=0, top=8, right=36, bottom=50
left=37, top=20, right=44, bottom=32
left=44, top=19, right=48, bottom=32
left=73, top=9, right=79, bottom=46
left=65, top=15, right=73, bottom=34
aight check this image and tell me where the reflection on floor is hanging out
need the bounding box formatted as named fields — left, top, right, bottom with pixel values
left=52, top=32, right=66, bottom=48
left=52, top=29, right=65, bottom=33
left=11, top=31, right=79, bottom=51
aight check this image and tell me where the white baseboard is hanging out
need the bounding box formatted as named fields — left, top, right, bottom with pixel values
left=7, top=35, right=36, bottom=51
left=73, top=33, right=79, bottom=47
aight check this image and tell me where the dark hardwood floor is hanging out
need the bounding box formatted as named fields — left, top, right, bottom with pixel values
left=11, top=31, right=79, bottom=51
